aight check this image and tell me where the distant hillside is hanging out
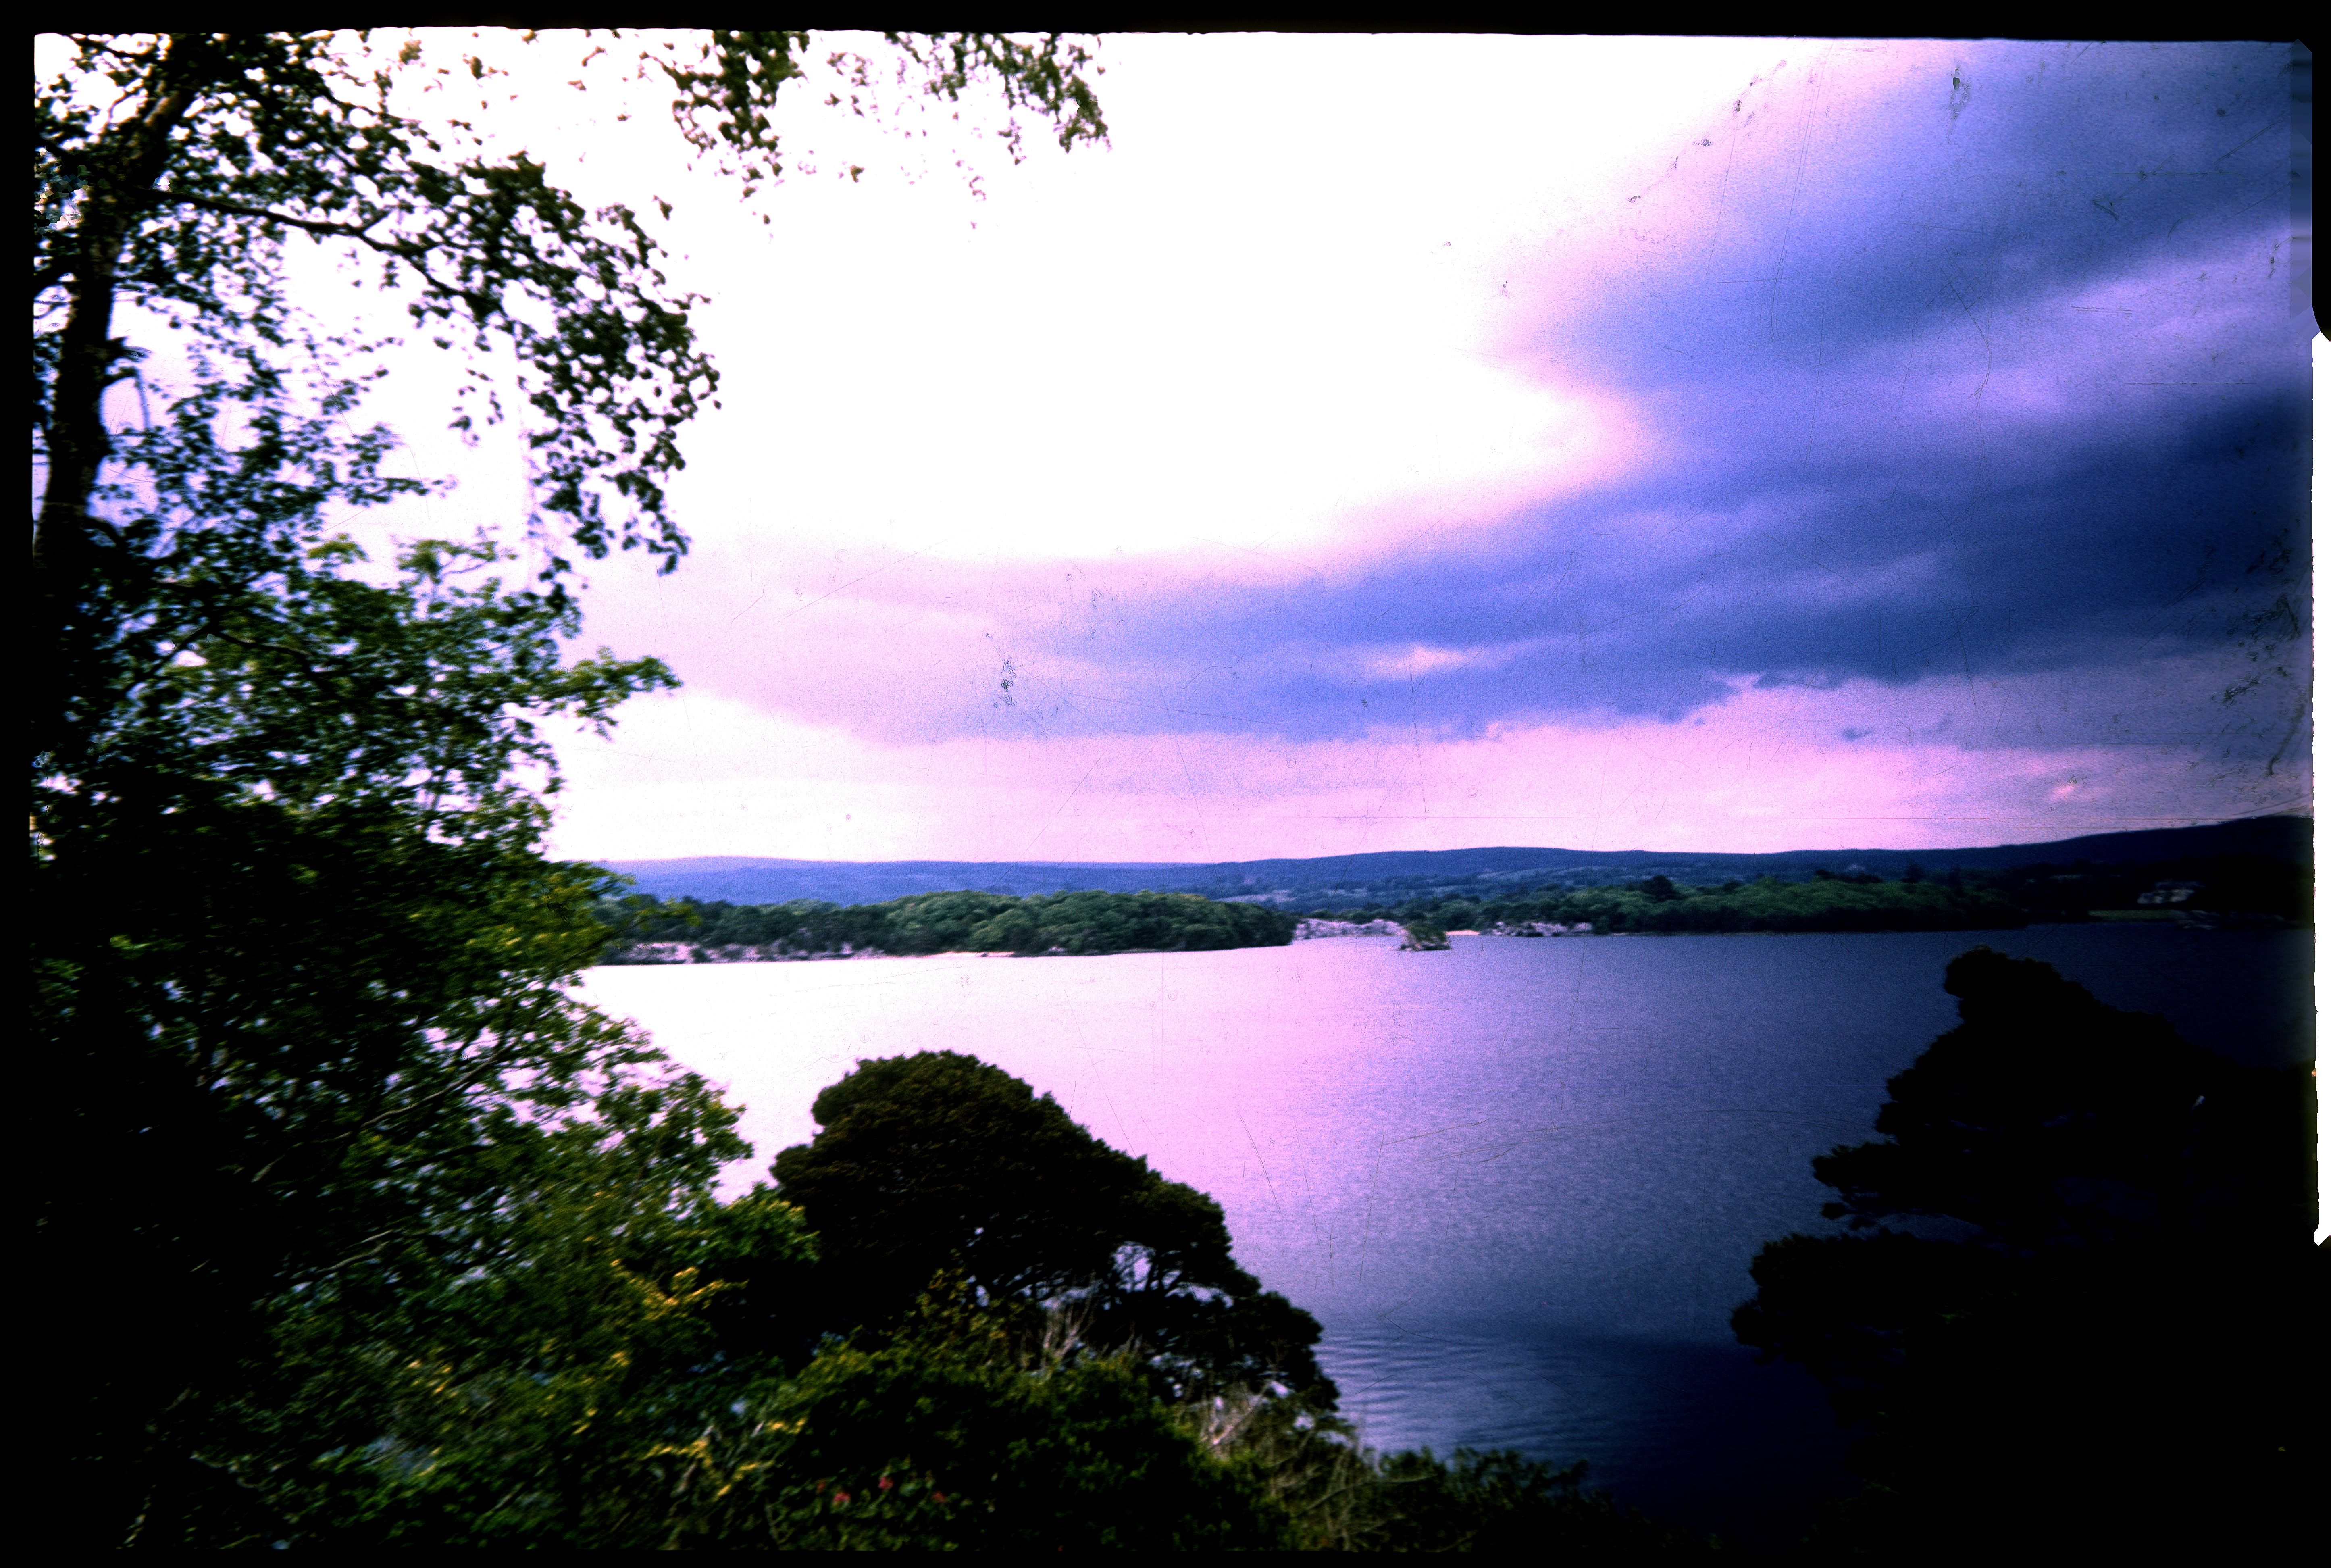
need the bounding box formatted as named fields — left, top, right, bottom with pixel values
left=598, top=815, right=2309, bottom=908
left=596, top=857, right=1188, bottom=906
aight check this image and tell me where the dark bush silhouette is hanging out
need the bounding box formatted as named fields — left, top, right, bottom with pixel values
left=1362, top=1449, right=1709, bottom=1555
left=1735, top=947, right=2318, bottom=1557
left=670, top=1313, right=1290, bottom=1550
left=772, top=1052, right=1333, bottom=1401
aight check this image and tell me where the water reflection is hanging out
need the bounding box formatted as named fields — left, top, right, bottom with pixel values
left=578, top=925, right=2306, bottom=1540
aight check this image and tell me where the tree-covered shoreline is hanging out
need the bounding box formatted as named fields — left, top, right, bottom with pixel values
left=1295, top=873, right=2027, bottom=937
left=593, top=887, right=1300, bottom=964
left=1463, top=873, right=2028, bottom=935
left=593, top=853, right=2313, bottom=964
left=1311, top=852, right=2310, bottom=938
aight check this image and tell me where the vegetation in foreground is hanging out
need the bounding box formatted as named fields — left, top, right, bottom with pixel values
left=1733, top=947, right=2319, bottom=1558
left=101, top=1047, right=1713, bottom=1551
left=91, top=946, right=2315, bottom=1551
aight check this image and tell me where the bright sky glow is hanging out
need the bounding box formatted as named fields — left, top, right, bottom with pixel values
left=127, top=30, right=2312, bottom=863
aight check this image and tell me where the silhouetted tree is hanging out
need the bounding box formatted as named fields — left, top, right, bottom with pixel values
left=1359, top=1450, right=1709, bottom=1556
left=1734, top=948, right=2317, bottom=1558
left=772, top=1053, right=1333, bottom=1401
left=660, top=1282, right=1291, bottom=1551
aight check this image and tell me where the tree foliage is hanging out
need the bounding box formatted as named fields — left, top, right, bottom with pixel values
left=33, top=29, right=1106, bottom=592
left=31, top=27, right=1106, bottom=1546
left=135, top=1043, right=1694, bottom=1552
left=38, top=527, right=681, bottom=1543
left=1374, top=876, right=2027, bottom=938
left=772, top=1052, right=1335, bottom=1403
left=595, top=887, right=1299, bottom=962
left=204, top=1081, right=806, bottom=1549
left=1732, top=948, right=2318, bottom=1557
left=657, top=1289, right=1290, bottom=1551
left=1333, top=848, right=2309, bottom=937
left=1807, top=947, right=2309, bottom=1246
left=1361, top=1449, right=1708, bottom=1556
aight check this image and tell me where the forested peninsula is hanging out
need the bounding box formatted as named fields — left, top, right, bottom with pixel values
left=594, top=888, right=1299, bottom=964
left=1316, top=853, right=2309, bottom=938
left=1380, top=872, right=2028, bottom=936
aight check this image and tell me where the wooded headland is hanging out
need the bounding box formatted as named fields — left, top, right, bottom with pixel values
left=594, top=888, right=1299, bottom=964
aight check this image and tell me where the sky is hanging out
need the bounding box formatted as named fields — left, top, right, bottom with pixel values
left=171, top=32, right=2328, bottom=863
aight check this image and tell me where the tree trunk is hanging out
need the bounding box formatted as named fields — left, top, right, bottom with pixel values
left=32, top=37, right=206, bottom=757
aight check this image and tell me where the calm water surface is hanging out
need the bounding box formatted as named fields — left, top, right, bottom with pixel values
left=578, top=926, right=2309, bottom=1542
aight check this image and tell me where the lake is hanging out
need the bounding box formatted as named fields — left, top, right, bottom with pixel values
left=577, top=925, right=2310, bottom=1543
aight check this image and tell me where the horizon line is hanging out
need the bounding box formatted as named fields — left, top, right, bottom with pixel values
left=592, top=812, right=2310, bottom=870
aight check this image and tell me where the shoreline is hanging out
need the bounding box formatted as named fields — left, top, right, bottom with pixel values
left=592, top=916, right=2289, bottom=969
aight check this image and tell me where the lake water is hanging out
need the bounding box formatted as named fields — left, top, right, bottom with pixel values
left=577, top=925, right=2310, bottom=1543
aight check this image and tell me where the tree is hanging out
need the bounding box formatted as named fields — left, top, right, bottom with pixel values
left=1359, top=1449, right=1707, bottom=1556
left=1733, top=948, right=2317, bottom=1556
left=657, top=1285, right=1292, bottom=1551
left=771, top=1052, right=1335, bottom=1402
left=32, top=29, right=1104, bottom=1545
left=37, top=528, right=687, bottom=1545
left=1400, top=920, right=1451, bottom=950
left=213, top=1086, right=817, bottom=1548
left=1809, top=947, right=2309, bottom=1247
left=35, top=30, right=1103, bottom=732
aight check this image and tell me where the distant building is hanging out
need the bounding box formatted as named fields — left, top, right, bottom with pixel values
left=2137, top=881, right=2203, bottom=906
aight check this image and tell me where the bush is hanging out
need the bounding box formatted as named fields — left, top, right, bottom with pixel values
left=772, top=1052, right=1334, bottom=1401
left=668, top=1323, right=1290, bottom=1550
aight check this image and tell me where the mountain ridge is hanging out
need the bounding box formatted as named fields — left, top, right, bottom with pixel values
left=596, top=815, right=2310, bottom=907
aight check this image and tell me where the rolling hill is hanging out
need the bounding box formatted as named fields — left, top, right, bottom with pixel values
left=597, top=814, right=2310, bottom=910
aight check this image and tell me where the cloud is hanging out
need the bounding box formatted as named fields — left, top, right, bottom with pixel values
left=546, top=671, right=2308, bottom=865
left=331, top=34, right=2302, bottom=857
left=556, top=41, right=2297, bottom=739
